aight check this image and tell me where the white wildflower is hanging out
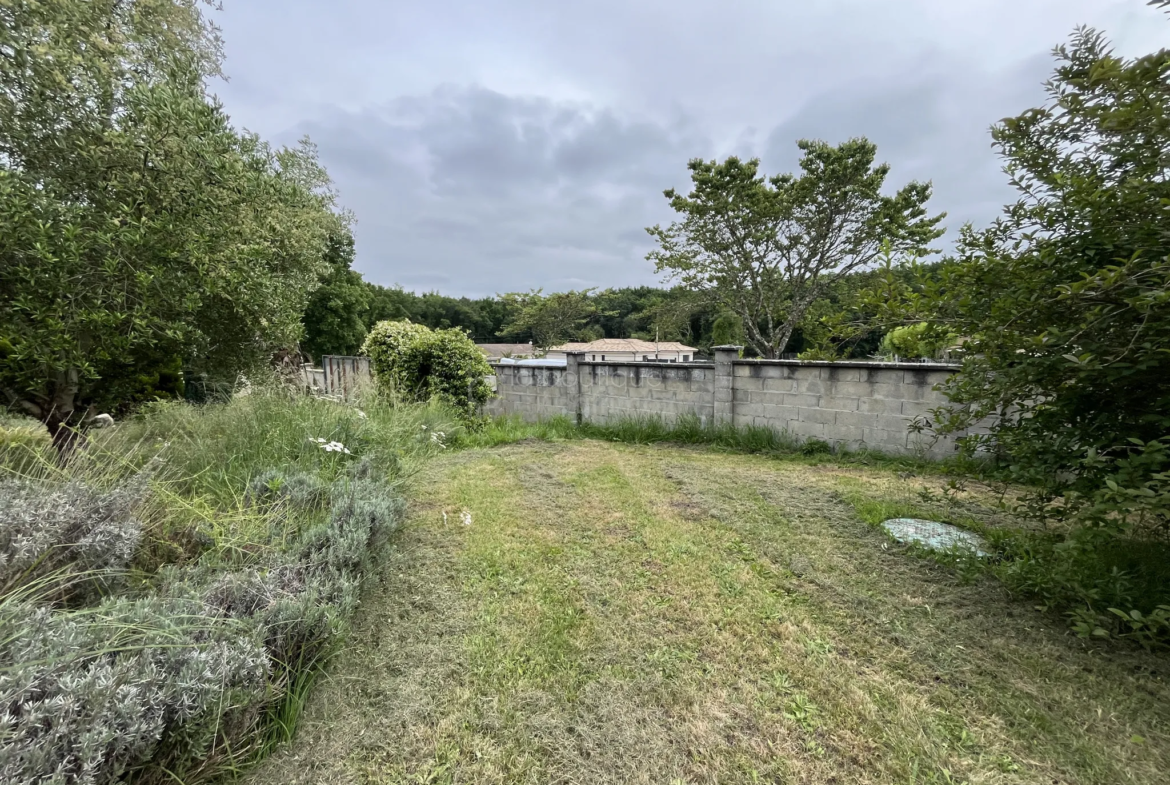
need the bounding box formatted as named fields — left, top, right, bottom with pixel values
left=460, top=509, right=472, bottom=527
left=320, top=441, right=352, bottom=455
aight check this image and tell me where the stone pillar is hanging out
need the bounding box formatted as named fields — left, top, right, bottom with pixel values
left=712, top=345, right=741, bottom=427
left=565, top=351, right=584, bottom=424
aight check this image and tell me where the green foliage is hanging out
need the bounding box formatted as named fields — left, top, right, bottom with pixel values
left=497, top=289, right=604, bottom=349
left=647, top=142, right=944, bottom=358
left=0, top=1, right=343, bottom=448
left=363, top=321, right=493, bottom=416
left=710, top=311, right=746, bottom=348
left=934, top=29, right=1170, bottom=531
left=839, top=27, right=1170, bottom=642
left=365, top=286, right=516, bottom=341
left=301, top=230, right=371, bottom=361
left=878, top=322, right=954, bottom=360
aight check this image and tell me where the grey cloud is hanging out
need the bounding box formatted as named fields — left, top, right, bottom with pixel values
left=209, top=1, right=1169, bottom=297
left=760, top=52, right=1056, bottom=242
left=294, top=86, right=713, bottom=295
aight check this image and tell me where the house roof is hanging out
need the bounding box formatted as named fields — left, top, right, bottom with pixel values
left=477, top=343, right=536, bottom=357
left=547, top=338, right=697, bottom=354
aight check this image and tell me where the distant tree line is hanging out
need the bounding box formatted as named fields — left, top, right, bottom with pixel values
left=301, top=265, right=902, bottom=361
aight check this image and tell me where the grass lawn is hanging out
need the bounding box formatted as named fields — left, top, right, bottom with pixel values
left=249, top=439, right=1169, bottom=785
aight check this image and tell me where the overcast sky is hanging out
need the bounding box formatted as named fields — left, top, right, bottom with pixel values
left=209, top=1, right=1167, bottom=297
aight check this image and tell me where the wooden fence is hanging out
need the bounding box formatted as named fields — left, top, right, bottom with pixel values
left=299, top=355, right=372, bottom=399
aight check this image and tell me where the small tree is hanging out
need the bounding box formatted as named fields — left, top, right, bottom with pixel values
left=647, top=142, right=944, bottom=358
left=497, top=289, right=601, bottom=350
left=362, top=321, right=492, bottom=417
left=301, top=229, right=371, bottom=361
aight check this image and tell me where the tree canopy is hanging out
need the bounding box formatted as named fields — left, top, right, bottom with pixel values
left=925, top=28, right=1170, bottom=535
left=497, top=290, right=604, bottom=350
left=647, top=141, right=945, bottom=358
left=0, top=1, right=344, bottom=449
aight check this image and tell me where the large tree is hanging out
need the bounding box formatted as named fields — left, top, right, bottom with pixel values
left=647, top=141, right=944, bottom=358
left=0, top=1, right=341, bottom=450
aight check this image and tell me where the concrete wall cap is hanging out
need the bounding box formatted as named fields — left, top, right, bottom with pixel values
left=732, top=358, right=960, bottom=371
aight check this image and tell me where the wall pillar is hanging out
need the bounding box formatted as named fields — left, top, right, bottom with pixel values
left=565, top=351, right=584, bottom=424
left=712, top=345, right=741, bottom=427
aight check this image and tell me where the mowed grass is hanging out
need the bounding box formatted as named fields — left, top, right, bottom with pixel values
left=250, top=440, right=1169, bottom=785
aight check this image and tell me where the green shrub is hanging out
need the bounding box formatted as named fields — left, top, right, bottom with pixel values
left=878, top=322, right=953, bottom=360
left=362, top=320, right=493, bottom=417
left=987, top=526, right=1170, bottom=648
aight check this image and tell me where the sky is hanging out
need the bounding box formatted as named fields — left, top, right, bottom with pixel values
left=208, top=1, right=1168, bottom=298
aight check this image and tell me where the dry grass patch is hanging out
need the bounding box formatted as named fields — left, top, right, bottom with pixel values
left=250, top=440, right=1169, bottom=785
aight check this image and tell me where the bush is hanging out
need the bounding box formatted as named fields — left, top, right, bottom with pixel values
left=362, top=320, right=493, bottom=417
left=0, top=471, right=150, bottom=603
left=0, top=389, right=456, bottom=783
left=987, top=525, right=1170, bottom=648
left=0, top=593, right=268, bottom=785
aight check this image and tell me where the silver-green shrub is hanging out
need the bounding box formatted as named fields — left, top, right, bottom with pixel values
left=245, top=469, right=330, bottom=512
left=0, top=443, right=406, bottom=782
left=0, top=596, right=267, bottom=785
left=0, top=474, right=148, bottom=602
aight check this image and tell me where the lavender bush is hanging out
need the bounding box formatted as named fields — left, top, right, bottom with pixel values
left=0, top=431, right=410, bottom=783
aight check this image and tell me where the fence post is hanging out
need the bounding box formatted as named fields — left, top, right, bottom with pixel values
left=565, top=351, right=584, bottom=424
left=712, top=345, right=741, bottom=427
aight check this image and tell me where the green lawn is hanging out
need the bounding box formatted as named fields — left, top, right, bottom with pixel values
left=249, top=440, right=1169, bottom=785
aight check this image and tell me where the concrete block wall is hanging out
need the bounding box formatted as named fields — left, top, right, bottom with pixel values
left=484, top=364, right=573, bottom=421
left=487, top=348, right=967, bottom=458
left=728, top=360, right=960, bottom=457
left=580, top=362, right=715, bottom=425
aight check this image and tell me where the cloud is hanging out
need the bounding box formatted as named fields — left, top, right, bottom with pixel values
left=760, top=51, right=1056, bottom=240
left=294, top=86, right=714, bottom=295
left=210, top=0, right=1170, bottom=296
left=295, top=53, right=1052, bottom=297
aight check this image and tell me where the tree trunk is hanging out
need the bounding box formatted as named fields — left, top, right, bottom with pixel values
left=41, top=368, right=84, bottom=463
left=45, top=413, right=84, bottom=463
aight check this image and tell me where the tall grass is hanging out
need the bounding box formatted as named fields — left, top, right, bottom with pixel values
left=0, top=388, right=460, bottom=784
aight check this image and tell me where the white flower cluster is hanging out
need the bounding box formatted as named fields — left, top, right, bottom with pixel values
left=310, top=437, right=352, bottom=455
left=421, top=424, right=447, bottom=449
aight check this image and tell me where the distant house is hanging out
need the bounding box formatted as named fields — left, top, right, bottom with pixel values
left=477, top=343, right=537, bottom=361
left=545, top=338, right=698, bottom=363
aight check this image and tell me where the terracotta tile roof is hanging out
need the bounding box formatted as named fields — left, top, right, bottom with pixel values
left=477, top=343, right=536, bottom=357
left=548, top=338, right=697, bottom=353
